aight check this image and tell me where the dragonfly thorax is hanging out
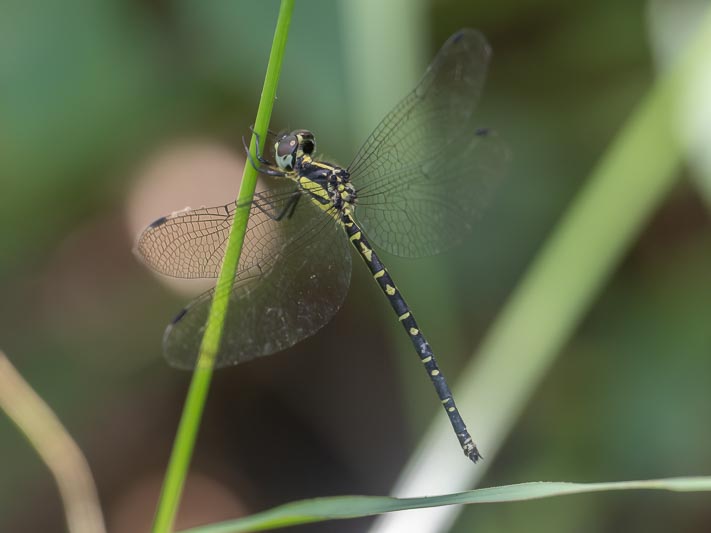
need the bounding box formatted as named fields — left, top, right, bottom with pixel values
left=274, top=129, right=358, bottom=215
left=326, top=168, right=357, bottom=212
left=291, top=150, right=357, bottom=217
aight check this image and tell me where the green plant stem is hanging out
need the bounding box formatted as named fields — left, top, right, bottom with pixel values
left=151, top=2, right=295, bottom=532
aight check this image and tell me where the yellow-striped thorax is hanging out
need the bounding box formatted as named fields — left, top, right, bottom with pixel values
left=274, top=130, right=357, bottom=218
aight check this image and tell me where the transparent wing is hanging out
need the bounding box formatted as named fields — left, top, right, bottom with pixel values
left=135, top=188, right=352, bottom=369
left=354, top=130, right=508, bottom=257
left=348, top=29, right=507, bottom=257
left=135, top=185, right=303, bottom=279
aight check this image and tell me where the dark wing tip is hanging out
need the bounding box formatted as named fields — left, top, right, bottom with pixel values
left=162, top=297, right=210, bottom=370
left=170, top=307, right=188, bottom=325
left=452, top=29, right=467, bottom=43
left=448, top=28, right=491, bottom=59
left=133, top=217, right=167, bottom=262
left=162, top=306, right=190, bottom=369
left=148, top=216, right=168, bottom=229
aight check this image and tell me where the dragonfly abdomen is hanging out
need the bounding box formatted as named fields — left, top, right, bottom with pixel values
left=341, top=212, right=481, bottom=462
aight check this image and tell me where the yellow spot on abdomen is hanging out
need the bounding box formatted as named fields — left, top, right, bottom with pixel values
left=374, top=270, right=385, bottom=279
left=422, top=356, right=432, bottom=363
left=431, top=370, right=440, bottom=377
left=398, top=312, right=410, bottom=321
left=448, top=407, right=456, bottom=413
left=409, top=328, right=419, bottom=336
left=360, top=243, right=373, bottom=262
left=385, top=284, right=396, bottom=295
left=349, top=231, right=362, bottom=242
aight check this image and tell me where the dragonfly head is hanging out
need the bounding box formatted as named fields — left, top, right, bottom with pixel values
left=274, top=129, right=316, bottom=171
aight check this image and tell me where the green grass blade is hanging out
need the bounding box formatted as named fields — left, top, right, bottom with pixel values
left=151, top=2, right=295, bottom=532
left=175, top=476, right=711, bottom=533
left=0, top=351, right=106, bottom=533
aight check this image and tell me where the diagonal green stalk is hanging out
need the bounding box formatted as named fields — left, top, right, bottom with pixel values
left=0, top=351, right=106, bottom=533
left=151, top=2, right=295, bottom=532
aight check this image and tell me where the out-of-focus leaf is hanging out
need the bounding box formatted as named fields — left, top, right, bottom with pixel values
left=177, top=477, right=711, bottom=533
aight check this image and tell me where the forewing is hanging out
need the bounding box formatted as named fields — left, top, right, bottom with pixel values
left=354, top=131, right=508, bottom=257
left=134, top=185, right=300, bottom=279
left=349, top=29, right=507, bottom=257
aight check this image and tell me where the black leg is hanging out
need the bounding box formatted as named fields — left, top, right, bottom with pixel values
left=282, top=193, right=300, bottom=220
left=242, top=135, right=287, bottom=177
left=252, top=192, right=301, bottom=221
left=250, top=124, right=277, bottom=137
left=249, top=125, right=277, bottom=164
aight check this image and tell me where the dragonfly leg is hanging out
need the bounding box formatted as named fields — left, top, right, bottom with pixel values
left=252, top=191, right=301, bottom=221
left=282, top=193, right=301, bottom=220
left=248, top=125, right=279, bottom=164
left=250, top=124, right=278, bottom=137
left=242, top=135, right=287, bottom=177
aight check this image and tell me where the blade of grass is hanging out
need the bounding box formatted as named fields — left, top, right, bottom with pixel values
left=151, top=2, right=295, bottom=532
left=175, top=476, right=711, bottom=533
left=372, top=5, right=711, bottom=533
left=0, top=350, right=106, bottom=533
left=648, top=0, right=711, bottom=209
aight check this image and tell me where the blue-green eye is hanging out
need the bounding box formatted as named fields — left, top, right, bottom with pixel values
left=274, top=135, right=297, bottom=169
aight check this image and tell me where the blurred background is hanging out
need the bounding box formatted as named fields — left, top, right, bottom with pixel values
left=1, top=0, right=710, bottom=532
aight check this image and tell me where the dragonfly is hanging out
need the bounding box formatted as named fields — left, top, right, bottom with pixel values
left=135, top=29, right=507, bottom=463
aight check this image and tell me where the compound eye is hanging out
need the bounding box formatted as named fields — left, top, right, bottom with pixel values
left=275, top=135, right=298, bottom=170
left=277, top=135, right=297, bottom=157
